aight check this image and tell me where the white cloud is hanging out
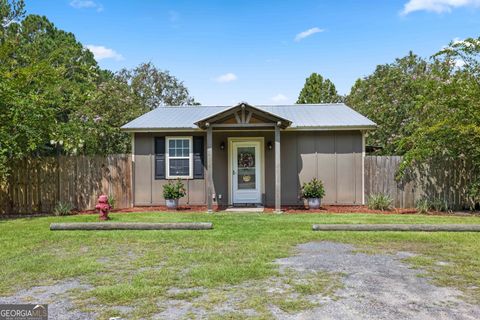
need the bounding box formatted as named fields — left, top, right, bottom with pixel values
left=85, top=45, right=124, bottom=61
left=294, top=27, right=324, bottom=42
left=215, top=73, right=237, bottom=83
left=401, top=0, right=480, bottom=15
left=70, top=0, right=103, bottom=12
left=271, top=94, right=288, bottom=103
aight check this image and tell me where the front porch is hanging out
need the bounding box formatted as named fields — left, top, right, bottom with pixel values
left=196, top=102, right=291, bottom=213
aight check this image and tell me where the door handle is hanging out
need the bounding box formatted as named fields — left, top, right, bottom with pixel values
left=233, top=170, right=236, bottom=175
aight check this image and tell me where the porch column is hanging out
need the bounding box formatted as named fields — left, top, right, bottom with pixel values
left=274, top=124, right=282, bottom=213
left=206, top=126, right=213, bottom=213
left=130, top=133, right=135, bottom=208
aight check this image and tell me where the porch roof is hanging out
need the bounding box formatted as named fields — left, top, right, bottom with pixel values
left=121, top=102, right=376, bottom=131
left=194, top=102, right=292, bottom=129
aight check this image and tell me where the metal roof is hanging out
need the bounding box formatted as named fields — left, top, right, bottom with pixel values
left=121, top=103, right=376, bottom=131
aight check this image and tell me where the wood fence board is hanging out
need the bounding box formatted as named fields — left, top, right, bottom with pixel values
left=1, top=154, right=132, bottom=215
left=365, top=156, right=473, bottom=210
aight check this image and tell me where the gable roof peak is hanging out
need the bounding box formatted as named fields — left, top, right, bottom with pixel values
left=194, top=101, right=292, bottom=129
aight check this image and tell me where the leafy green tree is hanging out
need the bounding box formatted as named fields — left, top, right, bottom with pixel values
left=398, top=38, right=480, bottom=201
left=117, top=62, right=198, bottom=110
left=0, top=2, right=199, bottom=180
left=347, top=40, right=480, bottom=208
left=82, top=74, right=145, bottom=154
left=346, top=52, right=430, bottom=155
left=434, top=37, right=480, bottom=84
left=297, top=73, right=342, bottom=104
left=0, top=0, right=24, bottom=28
left=0, top=12, right=101, bottom=179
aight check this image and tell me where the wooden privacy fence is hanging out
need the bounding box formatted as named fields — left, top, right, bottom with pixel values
left=365, top=156, right=475, bottom=209
left=1, top=154, right=475, bottom=214
left=0, top=154, right=132, bottom=215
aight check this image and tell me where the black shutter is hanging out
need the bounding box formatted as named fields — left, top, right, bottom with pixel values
left=154, top=137, right=165, bottom=179
left=193, top=136, right=205, bottom=179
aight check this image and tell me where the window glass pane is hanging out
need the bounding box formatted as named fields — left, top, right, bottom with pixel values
left=237, top=147, right=255, bottom=168
left=237, top=147, right=256, bottom=189
left=169, top=140, right=175, bottom=148
left=238, top=168, right=256, bottom=189
left=169, top=159, right=190, bottom=176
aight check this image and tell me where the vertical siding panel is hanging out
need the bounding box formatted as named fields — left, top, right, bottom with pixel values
left=297, top=132, right=317, bottom=205
left=335, top=132, right=356, bottom=204
left=316, top=132, right=336, bottom=204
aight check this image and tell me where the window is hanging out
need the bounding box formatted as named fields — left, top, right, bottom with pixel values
left=166, top=137, right=193, bottom=179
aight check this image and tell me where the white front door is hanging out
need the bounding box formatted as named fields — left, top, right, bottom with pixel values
left=232, top=141, right=261, bottom=204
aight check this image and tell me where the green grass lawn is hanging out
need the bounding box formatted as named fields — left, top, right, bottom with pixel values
left=1, top=212, right=480, bottom=318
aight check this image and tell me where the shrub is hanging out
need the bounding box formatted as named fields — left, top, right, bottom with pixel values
left=107, top=194, right=116, bottom=209
left=430, top=197, right=448, bottom=212
left=415, top=198, right=430, bottom=214
left=163, top=179, right=187, bottom=200
left=53, top=202, right=73, bottom=216
left=367, top=193, right=393, bottom=211
left=301, top=178, right=326, bottom=199
left=467, top=181, right=480, bottom=211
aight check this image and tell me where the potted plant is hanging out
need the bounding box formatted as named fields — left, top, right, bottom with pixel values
left=163, top=179, right=186, bottom=210
left=301, top=178, right=325, bottom=209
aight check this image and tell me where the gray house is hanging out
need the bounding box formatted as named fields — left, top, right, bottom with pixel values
left=121, top=102, right=376, bottom=212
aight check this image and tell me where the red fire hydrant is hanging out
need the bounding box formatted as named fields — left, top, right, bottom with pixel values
left=95, top=195, right=111, bottom=221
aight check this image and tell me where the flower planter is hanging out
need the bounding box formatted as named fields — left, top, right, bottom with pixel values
left=301, top=178, right=325, bottom=210
left=165, top=199, right=179, bottom=210
left=307, top=198, right=321, bottom=210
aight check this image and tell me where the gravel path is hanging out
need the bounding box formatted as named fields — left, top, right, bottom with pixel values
left=1, top=242, right=479, bottom=319
left=275, top=242, right=480, bottom=320
left=0, top=280, right=95, bottom=320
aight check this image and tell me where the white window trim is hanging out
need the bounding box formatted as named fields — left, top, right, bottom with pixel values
left=165, top=136, right=193, bottom=179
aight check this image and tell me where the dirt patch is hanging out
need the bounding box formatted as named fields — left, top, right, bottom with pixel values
left=276, top=242, right=480, bottom=319
left=0, top=280, right=95, bottom=320
left=152, top=269, right=341, bottom=319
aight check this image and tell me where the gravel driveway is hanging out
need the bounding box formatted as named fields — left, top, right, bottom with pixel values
left=275, top=242, right=480, bottom=320
left=1, top=241, right=479, bottom=319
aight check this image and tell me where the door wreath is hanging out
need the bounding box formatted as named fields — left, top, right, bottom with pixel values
left=238, top=152, right=255, bottom=168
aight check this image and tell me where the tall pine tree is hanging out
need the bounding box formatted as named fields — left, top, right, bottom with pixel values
left=297, top=73, right=342, bottom=104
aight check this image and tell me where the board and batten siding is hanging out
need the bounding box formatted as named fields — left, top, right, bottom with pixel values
left=133, top=131, right=363, bottom=207
left=281, top=131, right=363, bottom=206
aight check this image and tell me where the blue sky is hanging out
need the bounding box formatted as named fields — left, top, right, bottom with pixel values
left=28, top=0, right=480, bottom=105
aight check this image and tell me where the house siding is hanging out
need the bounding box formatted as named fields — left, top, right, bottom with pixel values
left=133, top=130, right=363, bottom=207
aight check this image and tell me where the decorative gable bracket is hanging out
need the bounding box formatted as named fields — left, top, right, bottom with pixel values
left=194, top=102, right=291, bottom=130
